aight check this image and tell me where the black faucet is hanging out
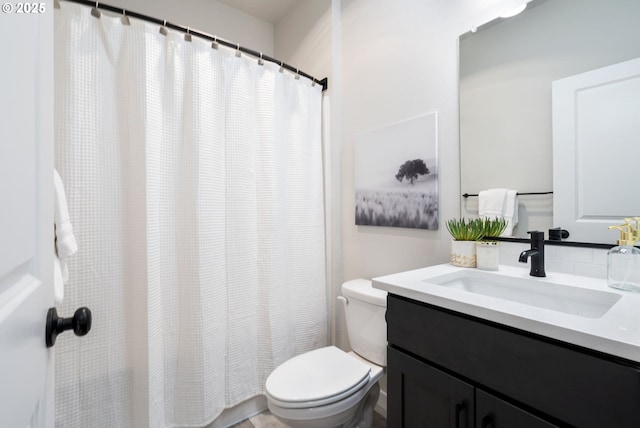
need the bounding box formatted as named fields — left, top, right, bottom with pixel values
left=519, top=231, right=546, bottom=277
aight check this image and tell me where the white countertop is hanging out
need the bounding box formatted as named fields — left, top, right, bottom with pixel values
left=373, top=263, right=640, bottom=363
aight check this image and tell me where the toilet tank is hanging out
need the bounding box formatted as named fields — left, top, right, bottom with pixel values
left=341, top=279, right=387, bottom=366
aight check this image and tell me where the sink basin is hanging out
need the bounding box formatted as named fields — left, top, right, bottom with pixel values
left=424, top=270, right=622, bottom=319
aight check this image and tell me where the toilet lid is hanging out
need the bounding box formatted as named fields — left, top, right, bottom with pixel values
left=266, top=346, right=371, bottom=408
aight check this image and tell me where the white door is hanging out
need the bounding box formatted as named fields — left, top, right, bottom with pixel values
left=0, top=1, right=55, bottom=427
left=553, top=57, right=640, bottom=244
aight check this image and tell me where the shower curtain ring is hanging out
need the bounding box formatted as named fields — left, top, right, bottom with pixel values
left=91, top=1, right=101, bottom=18
left=159, top=19, right=168, bottom=36
left=235, top=43, right=241, bottom=57
left=258, top=52, right=264, bottom=66
left=295, top=69, right=300, bottom=80
left=185, top=26, right=192, bottom=42
left=279, top=61, right=284, bottom=73
left=121, top=8, right=130, bottom=25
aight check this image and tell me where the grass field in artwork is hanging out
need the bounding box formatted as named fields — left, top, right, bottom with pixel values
left=355, top=176, right=438, bottom=230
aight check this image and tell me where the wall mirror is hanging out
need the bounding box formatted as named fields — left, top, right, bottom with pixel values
left=459, top=0, right=640, bottom=245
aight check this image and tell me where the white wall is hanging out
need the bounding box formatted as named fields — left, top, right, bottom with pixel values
left=339, top=0, right=526, bottom=283
left=275, top=0, right=332, bottom=79
left=114, top=0, right=274, bottom=55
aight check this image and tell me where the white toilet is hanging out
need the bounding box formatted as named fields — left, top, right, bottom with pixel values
left=265, top=279, right=387, bottom=428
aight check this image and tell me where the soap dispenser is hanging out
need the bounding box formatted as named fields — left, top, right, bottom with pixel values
left=607, top=220, right=640, bottom=292
left=633, top=217, right=640, bottom=242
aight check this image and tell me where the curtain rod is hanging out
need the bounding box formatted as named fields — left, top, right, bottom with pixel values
left=462, top=191, right=553, bottom=198
left=58, top=0, right=328, bottom=92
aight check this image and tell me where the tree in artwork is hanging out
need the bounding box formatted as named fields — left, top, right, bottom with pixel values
left=395, top=159, right=430, bottom=185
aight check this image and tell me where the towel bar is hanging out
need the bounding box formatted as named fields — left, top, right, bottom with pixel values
left=462, top=191, right=553, bottom=198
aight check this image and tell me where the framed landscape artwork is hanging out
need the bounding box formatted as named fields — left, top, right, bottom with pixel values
left=355, top=112, right=438, bottom=230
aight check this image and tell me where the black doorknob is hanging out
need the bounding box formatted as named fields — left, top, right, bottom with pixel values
left=46, top=307, right=92, bottom=348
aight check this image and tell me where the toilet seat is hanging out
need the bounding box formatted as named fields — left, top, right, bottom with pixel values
left=265, top=346, right=371, bottom=409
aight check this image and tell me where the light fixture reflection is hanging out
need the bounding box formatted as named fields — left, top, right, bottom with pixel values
left=499, top=4, right=527, bottom=18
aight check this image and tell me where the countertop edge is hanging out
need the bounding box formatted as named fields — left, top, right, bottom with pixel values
left=373, top=264, right=640, bottom=364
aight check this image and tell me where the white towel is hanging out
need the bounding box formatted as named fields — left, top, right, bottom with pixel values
left=478, top=188, right=519, bottom=236
left=54, top=169, right=78, bottom=303
left=502, top=190, right=518, bottom=236
left=478, top=189, right=508, bottom=219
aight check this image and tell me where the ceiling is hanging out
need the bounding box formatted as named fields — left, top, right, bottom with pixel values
left=215, top=0, right=300, bottom=24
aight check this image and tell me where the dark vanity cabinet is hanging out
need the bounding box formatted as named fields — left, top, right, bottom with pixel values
left=386, top=294, right=640, bottom=428
left=388, top=348, right=554, bottom=428
left=388, top=347, right=475, bottom=427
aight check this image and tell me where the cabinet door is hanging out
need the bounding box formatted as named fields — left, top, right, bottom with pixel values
left=476, top=390, right=558, bottom=428
left=388, top=347, right=474, bottom=428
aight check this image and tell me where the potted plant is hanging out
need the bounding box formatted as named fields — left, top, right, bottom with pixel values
left=476, top=218, right=507, bottom=270
left=446, top=218, right=484, bottom=267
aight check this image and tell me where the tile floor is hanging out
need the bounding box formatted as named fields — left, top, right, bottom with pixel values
left=230, top=410, right=387, bottom=428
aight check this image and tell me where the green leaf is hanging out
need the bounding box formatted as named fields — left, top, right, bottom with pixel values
left=446, top=218, right=485, bottom=241
left=480, top=217, right=508, bottom=240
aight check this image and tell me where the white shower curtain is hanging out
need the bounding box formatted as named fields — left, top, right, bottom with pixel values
left=53, top=4, right=327, bottom=427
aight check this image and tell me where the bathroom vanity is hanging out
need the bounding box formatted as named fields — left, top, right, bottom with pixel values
left=374, top=264, right=640, bottom=428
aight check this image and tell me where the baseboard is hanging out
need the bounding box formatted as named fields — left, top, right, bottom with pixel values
left=375, top=389, right=387, bottom=418
left=206, top=396, right=267, bottom=428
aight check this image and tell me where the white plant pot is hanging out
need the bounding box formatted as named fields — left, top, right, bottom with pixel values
left=450, top=240, right=477, bottom=268
left=476, top=241, right=500, bottom=271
